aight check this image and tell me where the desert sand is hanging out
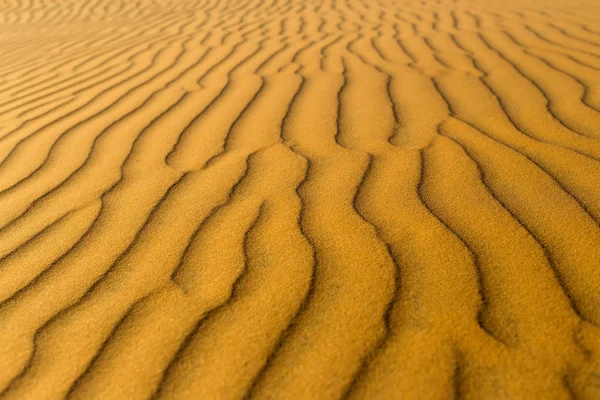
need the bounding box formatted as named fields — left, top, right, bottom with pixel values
left=0, top=0, right=600, bottom=398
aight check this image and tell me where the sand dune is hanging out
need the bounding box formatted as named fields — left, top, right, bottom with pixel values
left=0, top=0, right=600, bottom=398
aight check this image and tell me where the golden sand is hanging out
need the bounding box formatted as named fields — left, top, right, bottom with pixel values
left=1, top=0, right=600, bottom=398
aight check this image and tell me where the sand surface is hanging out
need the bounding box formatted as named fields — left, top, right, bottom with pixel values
left=1, top=0, right=600, bottom=398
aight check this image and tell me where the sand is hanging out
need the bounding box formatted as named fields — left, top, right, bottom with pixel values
left=0, top=0, right=600, bottom=398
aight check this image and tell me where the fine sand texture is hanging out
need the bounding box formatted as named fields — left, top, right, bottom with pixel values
left=1, top=0, right=600, bottom=398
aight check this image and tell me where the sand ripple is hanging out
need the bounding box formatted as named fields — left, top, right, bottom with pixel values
left=0, top=0, right=599, bottom=398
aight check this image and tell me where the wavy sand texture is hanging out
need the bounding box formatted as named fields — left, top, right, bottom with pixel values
left=1, top=0, right=600, bottom=398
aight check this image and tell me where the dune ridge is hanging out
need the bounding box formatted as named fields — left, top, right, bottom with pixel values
left=1, top=0, right=600, bottom=398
